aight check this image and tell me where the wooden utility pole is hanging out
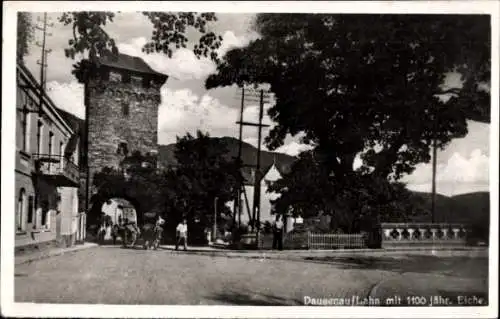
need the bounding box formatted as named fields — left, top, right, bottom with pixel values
left=234, top=86, right=245, bottom=227
left=253, top=90, right=265, bottom=233
left=35, top=13, right=53, bottom=98
left=431, top=113, right=438, bottom=223
left=33, top=13, right=53, bottom=207
left=234, top=85, right=270, bottom=248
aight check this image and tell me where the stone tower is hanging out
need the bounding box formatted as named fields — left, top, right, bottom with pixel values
left=85, top=53, right=168, bottom=174
left=82, top=53, right=168, bottom=213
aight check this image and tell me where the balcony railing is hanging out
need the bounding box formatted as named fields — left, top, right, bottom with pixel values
left=32, top=153, right=80, bottom=187
left=380, top=222, right=468, bottom=248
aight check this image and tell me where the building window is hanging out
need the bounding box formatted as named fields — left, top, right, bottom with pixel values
left=37, top=120, right=43, bottom=154
left=25, top=99, right=32, bottom=152
left=48, top=132, right=54, bottom=156
left=27, top=195, right=34, bottom=224
left=60, top=142, right=64, bottom=166
left=41, top=200, right=49, bottom=228
left=48, top=132, right=54, bottom=172
left=121, top=101, right=129, bottom=116
left=17, top=188, right=27, bottom=232
left=21, top=94, right=29, bottom=151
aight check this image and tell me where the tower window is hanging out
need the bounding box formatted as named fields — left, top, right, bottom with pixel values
left=109, top=71, right=122, bottom=82
left=131, top=75, right=142, bottom=86
left=117, top=142, right=129, bottom=156
left=122, top=101, right=129, bottom=116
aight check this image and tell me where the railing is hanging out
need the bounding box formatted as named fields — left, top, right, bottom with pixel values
left=380, top=223, right=468, bottom=248
left=32, top=153, right=80, bottom=186
left=258, top=232, right=367, bottom=250
left=308, top=233, right=366, bottom=249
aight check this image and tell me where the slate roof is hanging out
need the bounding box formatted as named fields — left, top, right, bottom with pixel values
left=98, top=53, right=167, bottom=79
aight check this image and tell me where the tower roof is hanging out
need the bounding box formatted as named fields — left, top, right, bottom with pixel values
left=98, top=52, right=168, bottom=79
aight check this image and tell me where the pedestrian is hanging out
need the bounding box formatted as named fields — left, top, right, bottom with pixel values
left=112, top=223, right=119, bottom=245
left=272, top=215, right=284, bottom=250
left=98, top=222, right=106, bottom=244
left=175, top=219, right=188, bottom=251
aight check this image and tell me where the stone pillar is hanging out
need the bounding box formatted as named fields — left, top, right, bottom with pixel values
left=407, top=228, right=415, bottom=240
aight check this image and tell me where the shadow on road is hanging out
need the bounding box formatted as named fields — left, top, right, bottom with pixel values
left=209, top=290, right=302, bottom=306
left=302, top=255, right=488, bottom=278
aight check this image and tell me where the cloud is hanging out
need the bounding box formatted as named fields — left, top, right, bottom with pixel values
left=404, top=120, right=490, bottom=189
left=274, top=142, right=313, bottom=157
left=46, top=80, right=85, bottom=119
left=24, top=12, right=257, bottom=84
left=42, top=79, right=310, bottom=156
left=404, top=149, right=489, bottom=196
left=438, top=149, right=489, bottom=183
left=157, top=87, right=312, bottom=158
left=158, top=87, right=240, bottom=144
left=117, top=30, right=257, bottom=81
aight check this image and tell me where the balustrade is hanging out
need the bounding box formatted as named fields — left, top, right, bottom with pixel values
left=380, top=223, right=468, bottom=248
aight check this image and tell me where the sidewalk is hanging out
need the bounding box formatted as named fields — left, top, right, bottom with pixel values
left=15, top=242, right=488, bottom=265
left=160, top=244, right=489, bottom=260
left=15, top=242, right=98, bottom=265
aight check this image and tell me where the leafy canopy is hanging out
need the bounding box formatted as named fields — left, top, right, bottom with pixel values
left=59, top=11, right=222, bottom=61
left=162, top=131, right=241, bottom=227
left=58, top=11, right=223, bottom=81
left=207, top=14, right=490, bottom=181
left=268, top=149, right=426, bottom=231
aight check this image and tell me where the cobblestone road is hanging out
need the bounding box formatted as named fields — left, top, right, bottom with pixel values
left=15, top=246, right=488, bottom=305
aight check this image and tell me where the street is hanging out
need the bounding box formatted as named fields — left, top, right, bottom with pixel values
left=15, top=246, right=488, bottom=306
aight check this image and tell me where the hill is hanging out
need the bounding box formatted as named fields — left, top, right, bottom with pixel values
left=158, top=136, right=296, bottom=181
left=158, top=136, right=489, bottom=227
left=408, top=191, right=489, bottom=226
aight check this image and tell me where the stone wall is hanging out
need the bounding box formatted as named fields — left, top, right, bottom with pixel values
left=87, top=76, right=162, bottom=174
left=80, top=63, right=167, bottom=227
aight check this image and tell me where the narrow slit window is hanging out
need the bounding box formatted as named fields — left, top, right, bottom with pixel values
left=122, top=101, right=130, bottom=116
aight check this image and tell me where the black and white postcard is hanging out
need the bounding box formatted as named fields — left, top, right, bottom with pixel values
left=1, top=1, right=498, bottom=318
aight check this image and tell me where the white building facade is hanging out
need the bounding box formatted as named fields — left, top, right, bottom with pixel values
left=15, top=63, right=83, bottom=249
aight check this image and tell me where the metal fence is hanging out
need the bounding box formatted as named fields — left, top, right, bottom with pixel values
left=259, top=232, right=367, bottom=250
left=308, top=233, right=366, bottom=249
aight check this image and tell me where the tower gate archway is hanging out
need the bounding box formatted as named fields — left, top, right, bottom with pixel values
left=77, top=53, right=169, bottom=227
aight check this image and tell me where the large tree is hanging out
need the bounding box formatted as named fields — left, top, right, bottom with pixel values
left=206, top=14, right=490, bottom=182
left=163, top=131, right=241, bottom=228
left=268, top=150, right=427, bottom=232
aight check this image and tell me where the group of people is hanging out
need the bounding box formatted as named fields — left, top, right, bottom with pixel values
left=97, top=212, right=286, bottom=250
left=97, top=214, right=138, bottom=245
left=174, top=215, right=286, bottom=251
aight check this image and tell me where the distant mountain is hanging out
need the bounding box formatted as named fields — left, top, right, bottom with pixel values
left=408, top=191, right=489, bottom=226
left=158, top=136, right=296, bottom=183
left=158, top=137, right=489, bottom=227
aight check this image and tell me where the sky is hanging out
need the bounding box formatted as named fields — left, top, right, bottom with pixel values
left=22, top=11, right=490, bottom=197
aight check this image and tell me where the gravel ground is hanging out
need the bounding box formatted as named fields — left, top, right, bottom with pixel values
left=15, top=246, right=488, bottom=306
